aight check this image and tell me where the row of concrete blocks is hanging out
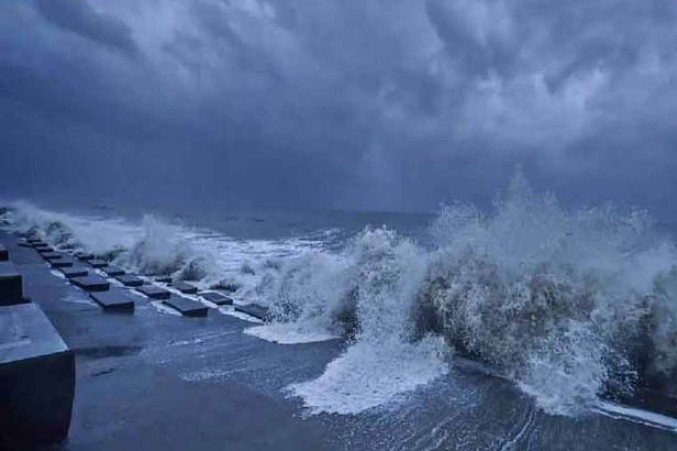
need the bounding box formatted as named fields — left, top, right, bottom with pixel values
left=22, top=237, right=273, bottom=321
left=0, top=240, right=75, bottom=449
left=28, top=239, right=246, bottom=318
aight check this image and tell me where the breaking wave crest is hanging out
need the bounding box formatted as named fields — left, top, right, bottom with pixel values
left=280, top=228, right=450, bottom=414
left=4, top=173, right=677, bottom=416
left=259, top=173, right=677, bottom=415
left=0, top=201, right=321, bottom=296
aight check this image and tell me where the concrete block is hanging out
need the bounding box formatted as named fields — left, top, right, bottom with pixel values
left=155, top=276, right=172, bottom=284
left=89, top=289, right=134, bottom=312
left=26, top=238, right=43, bottom=244
left=163, top=295, right=208, bottom=317
left=17, top=241, right=32, bottom=248
left=115, top=274, right=143, bottom=287
left=60, top=267, right=89, bottom=279
left=0, top=303, right=75, bottom=449
left=41, top=252, right=64, bottom=262
left=235, top=304, right=272, bottom=321
left=37, top=246, right=56, bottom=255
left=75, top=252, right=94, bottom=261
left=50, top=257, right=75, bottom=269
left=87, top=259, right=108, bottom=269
left=136, top=285, right=170, bottom=300
left=103, top=265, right=125, bottom=277
left=31, top=242, right=49, bottom=249
left=70, top=275, right=110, bottom=292
left=0, top=244, right=8, bottom=261
left=171, top=281, right=198, bottom=294
left=0, top=262, right=23, bottom=306
left=199, top=291, right=233, bottom=306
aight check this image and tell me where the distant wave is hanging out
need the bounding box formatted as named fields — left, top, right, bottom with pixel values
left=4, top=174, right=677, bottom=416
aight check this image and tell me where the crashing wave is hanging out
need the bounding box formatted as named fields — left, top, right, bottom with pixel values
left=0, top=201, right=319, bottom=296
left=260, top=173, right=677, bottom=415
left=4, top=173, right=677, bottom=416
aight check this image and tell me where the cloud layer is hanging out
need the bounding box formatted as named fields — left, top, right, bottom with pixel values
left=1, top=0, right=677, bottom=216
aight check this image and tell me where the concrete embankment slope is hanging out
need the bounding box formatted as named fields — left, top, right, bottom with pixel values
left=2, top=230, right=677, bottom=450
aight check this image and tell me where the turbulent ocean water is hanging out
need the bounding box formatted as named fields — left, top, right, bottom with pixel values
left=4, top=174, right=677, bottom=418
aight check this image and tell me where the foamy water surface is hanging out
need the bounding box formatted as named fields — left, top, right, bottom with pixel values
left=4, top=174, right=677, bottom=418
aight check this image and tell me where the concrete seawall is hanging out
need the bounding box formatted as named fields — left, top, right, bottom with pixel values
left=0, top=234, right=75, bottom=449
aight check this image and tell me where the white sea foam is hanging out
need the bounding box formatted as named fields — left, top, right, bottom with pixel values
left=288, top=337, right=448, bottom=415
left=279, top=228, right=450, bottom=414
left=595, top=401, right=677, bottom=432
left=245, top=323, right=340, bottom=344
left=2, top=201, right=322, bottom=305
left=419, top=173, right=677, bottom=415
left=260, top=173, right=677, bottom=416
left=7, top=200, right=142, bottom=254
left=5, top=172, right=677, bottom=417
left=221, top=310, right=264, bottom=323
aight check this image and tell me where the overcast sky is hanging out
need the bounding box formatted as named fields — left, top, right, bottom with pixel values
left=1, top=0, right=677, bottom=217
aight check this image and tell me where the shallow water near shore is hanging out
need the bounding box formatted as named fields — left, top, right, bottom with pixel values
left=4, top=176, right=677, bottom=420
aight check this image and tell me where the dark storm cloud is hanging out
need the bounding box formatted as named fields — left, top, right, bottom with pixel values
left=34, top=0, right=137, bottom=56
left=1, top=0, right=677, bottom=217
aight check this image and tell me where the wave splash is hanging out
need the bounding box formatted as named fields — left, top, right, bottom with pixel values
left=281, top=229, right=450, bottom=414
left=1, top=201, right=321, bottom=296
left=4, top=174, right=677, bottom=416
left=260, top=173, right=677, bottom=415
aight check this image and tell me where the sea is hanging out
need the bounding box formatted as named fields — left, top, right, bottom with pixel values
left=3, top=174, right=677, bottom=424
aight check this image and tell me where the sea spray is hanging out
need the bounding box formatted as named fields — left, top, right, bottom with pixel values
left=5, top=175, right=677, bottom=416
left=286, top=229, right=449, bottom=414
left=0, top=202, right=321, bottom=295
left=255, top=250, right=353, bottom=336
left=419, top=174, right=677, bottom=414
left=121, top=215, right=196, bottom=277
left=3, top=200, right=139, bottom=254
left=263, top=174, right=677, bottom=415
